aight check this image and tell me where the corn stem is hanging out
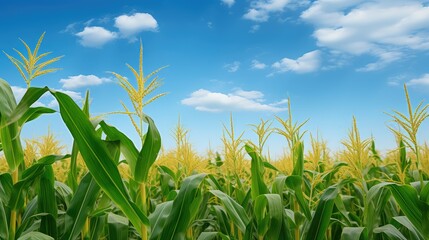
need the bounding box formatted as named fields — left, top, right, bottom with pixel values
left=294, top=200, right=300, bottom=240
left=140, top=182, right=148, bottom=240
left=9, top=170, right=19, bottom=240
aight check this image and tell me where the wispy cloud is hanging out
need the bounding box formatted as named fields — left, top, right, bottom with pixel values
left=221, top=0, right=235, bottom=7
left=301, top=0, right=429, bottom=71
left=272, top=50, right=321, bottom=73
left=250, top=24, right=260, bottom=33
left=224, top=61, right=240, bottom=72
left=76, top=26, right=117, bottom=48
left=243, top=0, right=293, bottom=22
left=181, top=88, right=288, bottom=112
left=408, top=74, right=429, bottom=86
left=357, top=51, right=403, bottom=72
left=60, top=74, right=112, bottom=89
left=251, top=60, right=267, bottom=70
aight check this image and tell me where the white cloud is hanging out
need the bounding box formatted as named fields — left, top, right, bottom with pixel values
left=243, top=0, right=291, bottom=22
left=272, top=50, right=321, bottom=73
left=234, top=89, right=265, bottom=100
left=71, top=12, right=158, bottom=47
left=250, top=24, right=261, bottom=33
left=11, top=86, right=82, bottom=108
left=182, top=89, right=288, bottom=112
left=270, top=98, right=289, bottom=106
left=60, top=74, right=112, bottom=89
left=251, top=60, right=267, bottom=69
left=301, top=0, right=429, bottom=70
left=224, top=61, right=240, bottom=72
left=10, top=86, right=27, bottom=103
left=408, top=74, right=429, bottom=86
left=76, top=26, right=117, bottom=48
left=222, top=0, right=235, bottom=7
left=114, top=13, right=158, bottom=37
left=357, top=51, right=403, bottom=72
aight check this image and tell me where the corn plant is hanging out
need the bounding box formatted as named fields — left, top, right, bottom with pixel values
left=1, top=33, right=429, bottom=240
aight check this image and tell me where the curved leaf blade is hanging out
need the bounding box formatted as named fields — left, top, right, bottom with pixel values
left=50, top=90, right=148, bottom=232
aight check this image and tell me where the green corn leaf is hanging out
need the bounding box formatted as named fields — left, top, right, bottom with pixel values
left=9, top=155, right=69, bottom=210
left=263, top=161, right=280, bottom=172
left=66, top=142, right=79, bottom=192
left=0, top=173, right=13, bottom=206
left=305, top=186, right=339, bottom=240
left=0, top=78, right=17, bottom=120
left=211, top=205, right=231, bottom=235
left=89, top=214, right=107, bottom=240
left=206, top=174, right=223, bottom=191
left=108, top=213, right=129, bottom=240
left=149, top=201, right=173, bottom=239
left=17, top=232, right=54, bottom=240
left=286, top=176, right=311, bottom=219
left=50, top=90, right=148, bottom=232
left=210, top=189, right=250, bottom=233
left=6, top=86, right=50, bottom=126
left=245, top=144, right=269, bottom=200
left=392, top=216, right=424, bottom=240
left=67, top=91, right=90, bottom=193
left=16, top=212, right=52, bottom=239
left=197, top=232, right=231, bottom=240
left=18, top=197, right=39, bottom=237
left=292, top=141, right=304, bottom=177
left=0, top=199, right=8, bottom=240
left=387, top=184, right=425, bottom=237
left=158, top=168, right=176, bottom=199
left=341, top=227, right=367, bottom=240
left=272, top=175, right=311, bottom=220
left=420, top=181, right=429, bottom=203
left=100, top=121, right=138, bottom=174
left=374, top=224, right=408, bottom=240
left=62, top=172, right=101, bottom=240
left=367, top=182, right=426, bottom=237
left=399, top=139, right=409, bottom=172
left=134, top=115, right=161, bottom=183
left=17, top=107, right=55, bottom=126
left=366, top=183, right=392, bottom=239
left=38, top=166, right=57, bottom=238
left=0, top=120, right=24, bottom=171
left=155, top=174, right=206, bottom=240
left=254, top=194, right=283, bottom=239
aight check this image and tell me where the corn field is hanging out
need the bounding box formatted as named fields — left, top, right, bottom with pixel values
left=0, top=34, right=429, bottom=240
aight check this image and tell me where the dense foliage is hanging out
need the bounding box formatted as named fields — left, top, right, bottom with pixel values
left=0, top=34, right=428, bottom=240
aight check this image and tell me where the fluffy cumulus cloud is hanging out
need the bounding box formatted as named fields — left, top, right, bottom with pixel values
left=114, top=13, right=158, bottom=37
left=272, top=50, right=321, bottom=73
left=301, top=0, right=429, bottom=70
left=408, top=74, right=429, bottom=86
left=60, top=74, right=112, bottom=89
left=75, top=26, right=117, bottom=48
left=72, top=12, right=158, bottom=47
left=251, top=60, right=267, bottom=69
left=224, top=61, right=240, bottom=72
left=221, top=0, right=235, bottom=7
left=181, top=89, right=288, bottom=112
left=11, top=86, right=82, bottom=108
left=244, top=0, right=297, bottom=22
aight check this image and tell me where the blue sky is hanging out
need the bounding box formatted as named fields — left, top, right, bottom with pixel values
left=1, top=0, right=429, bottom=156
